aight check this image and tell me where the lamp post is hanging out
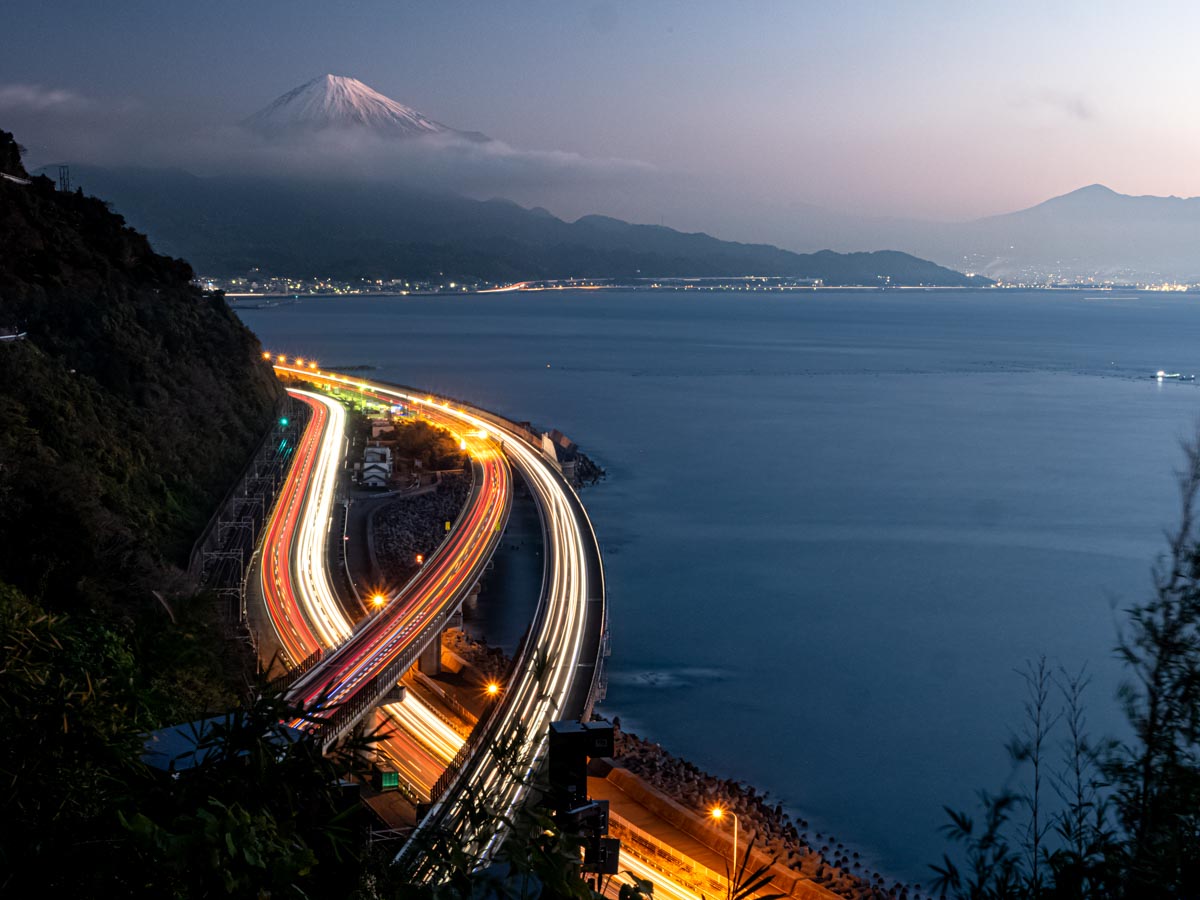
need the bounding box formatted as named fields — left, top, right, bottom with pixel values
left=710, top=806, right=738, bottom=877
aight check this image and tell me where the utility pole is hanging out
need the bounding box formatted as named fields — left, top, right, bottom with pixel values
left=57, top=164, right=70, bottom=193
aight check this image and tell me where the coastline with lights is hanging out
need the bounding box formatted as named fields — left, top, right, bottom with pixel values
left=260, top=353, right=913, bottom=900
left=605, top=727, right=924, bottom=900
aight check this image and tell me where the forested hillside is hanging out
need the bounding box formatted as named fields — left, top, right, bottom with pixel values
left=0, top=127, right=295, bottom=894
left=0, top=130, right=281, bottom=609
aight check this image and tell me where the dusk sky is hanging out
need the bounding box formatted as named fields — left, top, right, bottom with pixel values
left=3, top=0, right=1198, bottom=238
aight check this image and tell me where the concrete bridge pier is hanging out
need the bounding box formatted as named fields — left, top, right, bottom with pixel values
left=380, top=683, right=407, bottom=705
left=416, top=600, right=466, bottom=675
left=417, top=638, right=441, bottom=675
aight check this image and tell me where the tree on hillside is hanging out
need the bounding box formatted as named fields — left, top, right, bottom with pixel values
left=933, top=436, right=1200, bottom=899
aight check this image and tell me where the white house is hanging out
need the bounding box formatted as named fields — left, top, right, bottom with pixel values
left=361, top=445, right=393, bottom=488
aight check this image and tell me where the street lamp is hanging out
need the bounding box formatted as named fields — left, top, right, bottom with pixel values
left=371, top=593, right=386, bottom=609
left=710, top=806, right=738, bottom=876
left=485, top=681, right=501, bottom=698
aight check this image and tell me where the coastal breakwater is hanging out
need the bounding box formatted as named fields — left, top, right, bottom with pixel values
left=342, top=386, right=916, bottom=897
left=609, top=728, right=924, bottom=900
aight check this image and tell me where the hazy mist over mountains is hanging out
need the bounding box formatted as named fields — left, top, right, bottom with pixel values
left=15, top=72, right=1200, bottom=283
left=775, top=184, right=1200, bottom=283
left=56, top=163, right=984, bottom=286
left=17, top=73, right=987, bottom=286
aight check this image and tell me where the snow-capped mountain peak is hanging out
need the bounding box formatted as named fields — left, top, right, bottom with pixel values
left=243, top=74, right=474, bottom=139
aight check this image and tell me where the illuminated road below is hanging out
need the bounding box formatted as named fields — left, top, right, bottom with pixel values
left=269, top=365, right=607, bottom=874
left=254, top=387, right=489, bottom=796
left=285, top=390, right=510, bottom=749
left=260, top=369, right=706, bottom=896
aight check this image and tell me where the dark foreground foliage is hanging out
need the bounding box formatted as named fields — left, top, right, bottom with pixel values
left=934, top=438, right=1200, bottom=899
left=0, top=125, right=288, bottom=893
left=0, top=581, right=366, bottom=896
left=0, top=572, right=667, bottom=898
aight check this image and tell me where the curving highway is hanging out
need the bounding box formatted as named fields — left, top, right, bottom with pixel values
left=270, top=365, right=607, bottom=871
left=260, top=371, right=701, bottom=896
left=285, top=403, right=510, bottom=744
left=257, top=390, right=331, bottom=665
left=255, top=387, right=476, bottom=792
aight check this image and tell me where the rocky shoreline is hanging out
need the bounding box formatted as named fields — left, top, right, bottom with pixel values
left=612, top=726, right=924, bottom=900
left=374, top=434, right=921, bottom=898
left=446, top=624, right=922, bottom=900
left=572, top=451, right=606, bottom=487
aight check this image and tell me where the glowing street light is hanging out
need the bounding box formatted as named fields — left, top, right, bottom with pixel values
left=415, top=553, right=424, bottom=565
left=485, top=682, right=501, bottom=698
left=371, top=593, right=386, bottom=608
left=710, top=806, right=739, bottom=877
left=262, top=351, right=271, bottom=360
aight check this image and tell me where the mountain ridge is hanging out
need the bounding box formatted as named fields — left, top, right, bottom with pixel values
left=771, top=183, right=1200, bottom=281
left=56, top=164, right=987, bottom=286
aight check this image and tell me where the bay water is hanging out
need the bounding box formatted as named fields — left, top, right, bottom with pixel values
left=239, top=289, right=1200, bottom=881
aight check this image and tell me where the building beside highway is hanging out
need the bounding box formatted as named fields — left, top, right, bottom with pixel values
left=362, top=445, right=393, bottom=488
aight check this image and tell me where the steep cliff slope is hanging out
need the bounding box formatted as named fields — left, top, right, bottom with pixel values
left=0, top=127, right=281, bottom=609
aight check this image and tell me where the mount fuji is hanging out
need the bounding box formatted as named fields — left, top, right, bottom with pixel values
left=241, top=74, right=489, bottom=142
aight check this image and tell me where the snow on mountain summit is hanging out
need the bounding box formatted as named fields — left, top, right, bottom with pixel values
left=243, top=74, right=480, bottom=139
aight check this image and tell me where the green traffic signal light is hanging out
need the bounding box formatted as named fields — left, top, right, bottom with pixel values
left=280, top=417, right=289, bottom=427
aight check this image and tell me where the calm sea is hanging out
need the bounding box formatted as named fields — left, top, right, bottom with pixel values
left=239, top=289, right=1200, bottom=882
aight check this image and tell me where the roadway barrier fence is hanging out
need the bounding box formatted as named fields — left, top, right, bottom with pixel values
left=189, top=395, right=311, bottom=638
left=406, top=672, right=478, bottom=731
left=267, top=648, right=324, bottom=695
left=428, top=690, right=505, bottom=803
left=188, top=395, right=308, bottom=580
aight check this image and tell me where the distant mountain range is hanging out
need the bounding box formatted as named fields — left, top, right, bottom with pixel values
left=52, top=164, right=984, bottom=286
left=12, top=71, right=1198, bottom=284
left=942, top=185, right=1200, bottom=281
left=242, top=73, right=489, bottom=142
left=784, top=185, right=1200, bottom=282
left=59, top=74, right=977, bottom=286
